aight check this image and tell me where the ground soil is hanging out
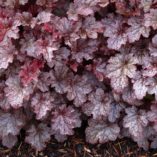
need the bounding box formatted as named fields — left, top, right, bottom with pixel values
left=1, top=128, right=157, bottom=157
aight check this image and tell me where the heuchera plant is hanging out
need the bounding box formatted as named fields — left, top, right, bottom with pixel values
left=0, top=0, right=157, bottom=151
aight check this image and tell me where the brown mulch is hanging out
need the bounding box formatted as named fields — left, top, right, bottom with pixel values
left=0, top=121, right=156, bottom=157
left=1, top=128, right=157, bottom=157
left=1, top=138, right=157, bottom=157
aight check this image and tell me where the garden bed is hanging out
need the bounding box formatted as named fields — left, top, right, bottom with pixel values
left=0, top=129, right=157, bottom=157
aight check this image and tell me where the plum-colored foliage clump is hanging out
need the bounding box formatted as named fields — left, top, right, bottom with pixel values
left=1, top=0, right=157, bottom=151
